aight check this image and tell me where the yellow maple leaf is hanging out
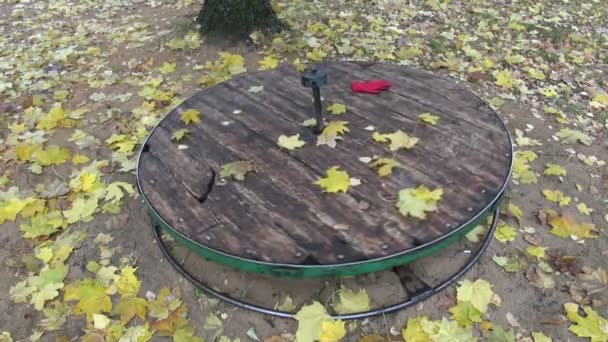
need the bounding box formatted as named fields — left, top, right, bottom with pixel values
left=294, top=301, right=332, bottom=342
left=219, top=161, right=257, bottom=181
left=456, top=279, right=496, bottom=314
left=151, top=303, right=189, bottom=336
left=116, top=265, right=141, bottom=297
left=369, top=157, right=403, bottom=177
left=63, top=196, right=98, bottom=224
left=495, top=69, right=516, bottom=89
left=277, top=133, right=306, bottom=150
left=72, top=154, right=90, bottom=165
left=319, top=320, right=346, bottom=342
left=374, top=130, right=419, bottom=152
left=149, top=287, right=182, bottom=319
left=402, top=316, right=433, bottom=342
left=15, top=143, right=42, bottom=162
left=531, top=332, right=552, bottom=342
left=171, top=128, right=189, bottom=141
left=327, top=103, right=347, bottom=115
left=543, top=164, right=566, bottom=176
left=542, top=189, right=571, bottom=206
left=181, top=109, right=201, bottom=125
left=564, top=303, right=608, bottom=341
left=513, top=150, right=538, bottom=184
left=315, top=166, right=350, bottom=193
left=333, top=288, right=371, bottom=314
left=527, top=246, right=547, bottom=260
left=0, top=197, right=36, bottom=224
left=33, top=145, right=71, bottom=166
left=449, top=302, right=483, bottom=327
left=418, top=113, right=440, bottom=125
left=317, top=121, right=349, bottom=148
left=577, top=203, right=593, bottom=216
left=526, top=68, right=546, bottom=80
left=116, top=296, right=148, bottom=325
left=259, top=55, right=279, bottom=70
left=104, top=181, right=135, bottom=202
left=547, top=211, right=597, bottom=240
left=494, top=223, right=517, bottom=243
left=31, top=283, right=64, bottom=311
left=396, top=185, right=443, bottom=219
left=64, top=278, right=112, bottom=316
left=307, top=48, right=328, bottom=62
left=159, top=62, right=176, bottom=74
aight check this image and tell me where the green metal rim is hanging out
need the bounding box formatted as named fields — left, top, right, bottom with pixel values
left=141, top=191, right=503, bottom=278
left=136, top=62, right=514, bottom=279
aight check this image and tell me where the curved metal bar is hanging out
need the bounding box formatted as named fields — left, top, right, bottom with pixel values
left=152, top=206, right=500, bottom=320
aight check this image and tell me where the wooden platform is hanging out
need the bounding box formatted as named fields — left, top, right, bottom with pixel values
left=137, top=62, right=512, bottom=267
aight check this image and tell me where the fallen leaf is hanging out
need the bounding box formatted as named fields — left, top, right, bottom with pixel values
left=563, top=303, right=608, bottom=341
left=542, top=189, right=571, bottom=206
left=220, top=161, right=256, bottom=181
left=317, top=121, right=349, bottom=148
left=527, top=246, right=548, bottom=260
left=495, top=223, right=517, bottom=243
left=373, top=130, right=419, bottom=152
left=418, top=113, right=440, bottom=125
left=557, top=128, right=593, bottom=145
left=327, top=103, right=346, bottom=115
left=543, top=164, right=567, bottom=176
left=116, top=296, right=147, bottom=324
left=276, top=295, right=296, bottom=312
left=547, top=211, right=597, bottom=240
left=181, top=109, right=201, bottom=125
left=171, top=129, right=189, bottom=141
left=396, top=185, right=443, bottom=219
left=456, top=279, right=495, bottom=313
left=293, top=301, right=332, bottom=342
left=319, top=320, right=346, bottom=342
left=526, top=266, right=555, bottom=289
left=449, top=302, right=483, bottom=327
left=532, top=332, right=552, bottom=342
left=315, top=166, right=350, bottom=193
left=333, top=288, right=371, bottom=314
left=369, top=157, right=403, bottom=177
left=277, top=134, right=306, bottom=150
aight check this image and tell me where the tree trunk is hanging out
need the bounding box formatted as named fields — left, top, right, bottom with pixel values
left=197, top=0, right=284, bottom=38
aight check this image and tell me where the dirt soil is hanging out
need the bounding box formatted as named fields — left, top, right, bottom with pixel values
left=0, top=0, right=607, bottom=341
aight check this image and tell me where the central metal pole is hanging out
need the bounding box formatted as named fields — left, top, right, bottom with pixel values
left=312, top=86, right=324, bottom=134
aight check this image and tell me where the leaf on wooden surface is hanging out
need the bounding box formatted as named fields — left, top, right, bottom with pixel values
left=369, top=157, right=403, bottom=177
left=418, top=112, right=440, bottom=125
left=180, top=109, right=201, bottom=125
left=220, top=161, right=257, bottom=181
left=373, top=130, right=419, bottom=152
left=327, top=103, right=346, bottom=115
left=171, top=128, right=189, bottom=141
left=396, top=185, right=443, bottom=219
left=318, top=121, right=349, bottom=148
left=315, top=166, right=350, bottom=193
left=277, top=134, right=306, bottom=150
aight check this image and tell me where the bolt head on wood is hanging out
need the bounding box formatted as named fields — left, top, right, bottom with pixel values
left=301, top=65, right=328, bottom=88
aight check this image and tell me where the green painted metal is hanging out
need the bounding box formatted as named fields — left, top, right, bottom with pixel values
left=142, top=191, right=503, bottom=278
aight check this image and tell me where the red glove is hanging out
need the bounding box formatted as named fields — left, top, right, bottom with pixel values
left=351, top=80, right=391, bottom=94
